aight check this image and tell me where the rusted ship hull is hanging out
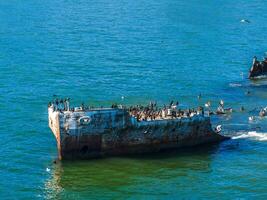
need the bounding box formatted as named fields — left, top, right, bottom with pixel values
left=48, top=108, right=228, bottom=160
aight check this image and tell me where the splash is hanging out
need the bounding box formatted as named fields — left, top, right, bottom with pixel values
left=232, top=131, right=267, bottom=141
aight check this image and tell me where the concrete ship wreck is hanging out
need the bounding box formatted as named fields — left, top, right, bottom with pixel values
left=48, top=100, right=229, bottom=160
left=249, top=56, right=267, bottom=79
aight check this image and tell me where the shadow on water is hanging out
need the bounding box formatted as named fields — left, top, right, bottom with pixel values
left=43, top=142, right=233, bottom=199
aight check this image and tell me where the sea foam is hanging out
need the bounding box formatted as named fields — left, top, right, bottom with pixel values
left=232, top=131, right=267, bottom=141
left=229, top=83, right=242, bottom=87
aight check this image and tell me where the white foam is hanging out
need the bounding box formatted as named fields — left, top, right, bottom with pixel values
left=252, top=75, right=267, bottom=80
left=229, top=83, right=242, bottom=87
left=232, top=131, right=267, bottom=141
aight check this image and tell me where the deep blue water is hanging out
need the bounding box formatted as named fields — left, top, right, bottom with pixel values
left=0, top=0, right=267, bottom=199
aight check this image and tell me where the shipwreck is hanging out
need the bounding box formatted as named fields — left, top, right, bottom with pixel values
left=48, top=100, right=229, bottom=160
left=249, top=56, right=267, bottom=79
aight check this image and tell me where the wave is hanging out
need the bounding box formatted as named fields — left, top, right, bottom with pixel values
left=232, top=131, right=267, bottom=141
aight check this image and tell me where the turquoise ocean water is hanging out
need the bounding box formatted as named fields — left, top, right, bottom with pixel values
left=0, top=0, right=267, bottom=199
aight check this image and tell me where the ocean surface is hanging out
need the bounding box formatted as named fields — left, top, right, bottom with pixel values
left=0, top=0, right=267, bottom=199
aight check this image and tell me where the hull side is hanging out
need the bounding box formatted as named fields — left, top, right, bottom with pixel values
left=52, top=110, right=228, bottom=159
